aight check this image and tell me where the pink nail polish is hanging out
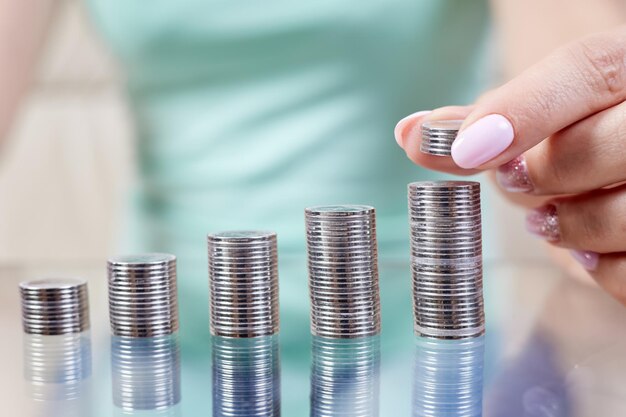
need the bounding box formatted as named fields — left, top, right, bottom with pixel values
left=451, top=114, right=514, bottom=169
left=570, top=250, right=599, bottom=271
left=394, top=110, right=432, bottom=148
left=496, top=156, right=534, bottom=193
left=526, top=205, right=560, bottom=242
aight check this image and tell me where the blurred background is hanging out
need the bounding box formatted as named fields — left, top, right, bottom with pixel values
left=0, top=0, right=541, bottom=266
left=0, top=0, right=133, bottom=264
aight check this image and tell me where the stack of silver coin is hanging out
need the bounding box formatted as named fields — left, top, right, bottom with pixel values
left=310, top=336, right=380, bottom=417
left=305, top=205, right=381, bottom=338
left=412, top=336, right=484, bottom=417
left=420, top=120, right=463, bottom=156
left=23, top=332, right=92, bottom=402
left=108, top=254, right=179, bottom=337
left=408, top=181, right=484, bottom=339
left=207, top=231, right=279, bottom=338
left=19, top=279, right=90, bottom=336
left=111, top=334, right=181, bottom=411
left=212, top=335, right=281, bottom=417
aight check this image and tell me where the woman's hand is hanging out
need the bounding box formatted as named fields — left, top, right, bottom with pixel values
left=395, top=26, right=626, bottom=305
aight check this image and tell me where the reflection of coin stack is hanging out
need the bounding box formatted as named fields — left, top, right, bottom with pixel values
left=305, top=206, right=381, bottom=339
left=310, top=336, right=380, bottom=417
left=212, top=335, right=281, bottom=417
left=207, top=231, right=279, bottom=338
left=420, top=120, right=462, bottom=156
left=108, top=254, right=179, bottom=337
left=111, top=335, right=181, bottom=412
left=20, top=279, right=90, bottom=336
left=408, top=181, right=484, bottom=339
left=412, top=337, right=484, bottom=417
left=23, top=333, right=92, bottom=402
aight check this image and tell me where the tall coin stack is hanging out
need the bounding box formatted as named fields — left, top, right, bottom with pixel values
left=108, top=254, right=179, bottom=337
left=408, top=181, right=484, bottom=339
left=20, top=279, right=90, bottom=336
left=310, top=336, right=380, bottom=417
left=420, top=120, right=462, bottom=156
left=212, top=335, right=281, bottom=417
left=111, top=334, right=181, bottom=412
left=305, top=205, right=381, bottom=339
left=207, top=231, right=279, bottom=338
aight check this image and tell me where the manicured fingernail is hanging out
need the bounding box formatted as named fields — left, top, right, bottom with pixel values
left=451, top=114, right=514, bottom=169
left=394, top=110, right=432, bottom=148
left=496, top=156, right=534, bottom=192
left=526, top=204, right=560, bottom=242
left=570, top=250, right=599, bottom=271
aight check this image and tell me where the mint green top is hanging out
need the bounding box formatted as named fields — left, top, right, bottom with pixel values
left=85, top=0, right=489, bottom=254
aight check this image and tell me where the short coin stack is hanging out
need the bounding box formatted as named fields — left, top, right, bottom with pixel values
left=19, top=279, right=90, bottom=336
left=111, top=334, right=181, bottom=411
left=212, top=336, right=281, bottom=417
left=108, top=254, right=179, bottom=337
left=305, top=205, right=381, bottom=338
left=207, top=231, right=279, bottom=338
left=420, top=120, right=462, bottom=156
left=408, top=181, right=484, bottom=339
left=310, top=336, right=380, bottom=417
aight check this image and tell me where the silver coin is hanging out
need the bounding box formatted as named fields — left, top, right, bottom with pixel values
left=108, top=254, right=178, bottom=337
left=306, top=205, right=380, bottom=339
left=20, top=279, right=90, bottom=335
left=208, top=231, right=279, bottom=338
left=408, top=181, right=484, bottom=340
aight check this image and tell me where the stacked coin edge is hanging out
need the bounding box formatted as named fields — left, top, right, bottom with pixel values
left=420, top=120, right=463, bottom=156
left=208, top=231, right=280, bottom=338
left=408, top=181, right=485, bottom=339
left=20, top=278, right=90, bottom=336
left=305, top=205, right=381, bottom=339
left=108, top=253, right=179, bottom=338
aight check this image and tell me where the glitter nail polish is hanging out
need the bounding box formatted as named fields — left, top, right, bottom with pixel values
left=526, top=205, right=560, bottom=242
left=496, top=156, right=534, bottom=193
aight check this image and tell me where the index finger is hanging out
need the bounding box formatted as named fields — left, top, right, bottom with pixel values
left=451, top=26, right=626, bottom=170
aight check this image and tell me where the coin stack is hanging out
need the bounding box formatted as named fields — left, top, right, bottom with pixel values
left=23, top=332, right=92, bottom=402
left=19, top=279, right=90, bottom=336
left=108, top=254, right=179, bottom=338
left=212, top=335, right=281, bottom=417
left=310, top=336, right=380, bottom=417
left=305, top=205, right=381, bottom=338
left=111, top=334, right=181, bottom=411
left=408, top=181, right=484, bottom=339
left=420, top=120, right=463, bottom=156
left=412, top=337, right=485, bottom=417
left=207, top=231, right=279, bottom=338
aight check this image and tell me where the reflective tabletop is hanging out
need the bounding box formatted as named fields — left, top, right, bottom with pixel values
left=1, top=260, right=625, bottom=416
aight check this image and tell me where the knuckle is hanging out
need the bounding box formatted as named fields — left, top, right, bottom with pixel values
left=542, top=132, right=582, bottom=190
left=560, top=201, right=604, bottom=246
left=571, top=33, right=626, bottom=99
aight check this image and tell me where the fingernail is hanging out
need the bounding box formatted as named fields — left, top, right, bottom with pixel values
left=394, top=110, right=432, bottom=148
left=526, top=204, right=560, bottom=242
left=496, top=156, right=534, bottom=193
left=451, top=114, right=514, bottom=169
left=570, top=250, right=599, bottom=271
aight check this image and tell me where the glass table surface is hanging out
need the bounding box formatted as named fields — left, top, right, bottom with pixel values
left=1, top=260, right=625, bottom=417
